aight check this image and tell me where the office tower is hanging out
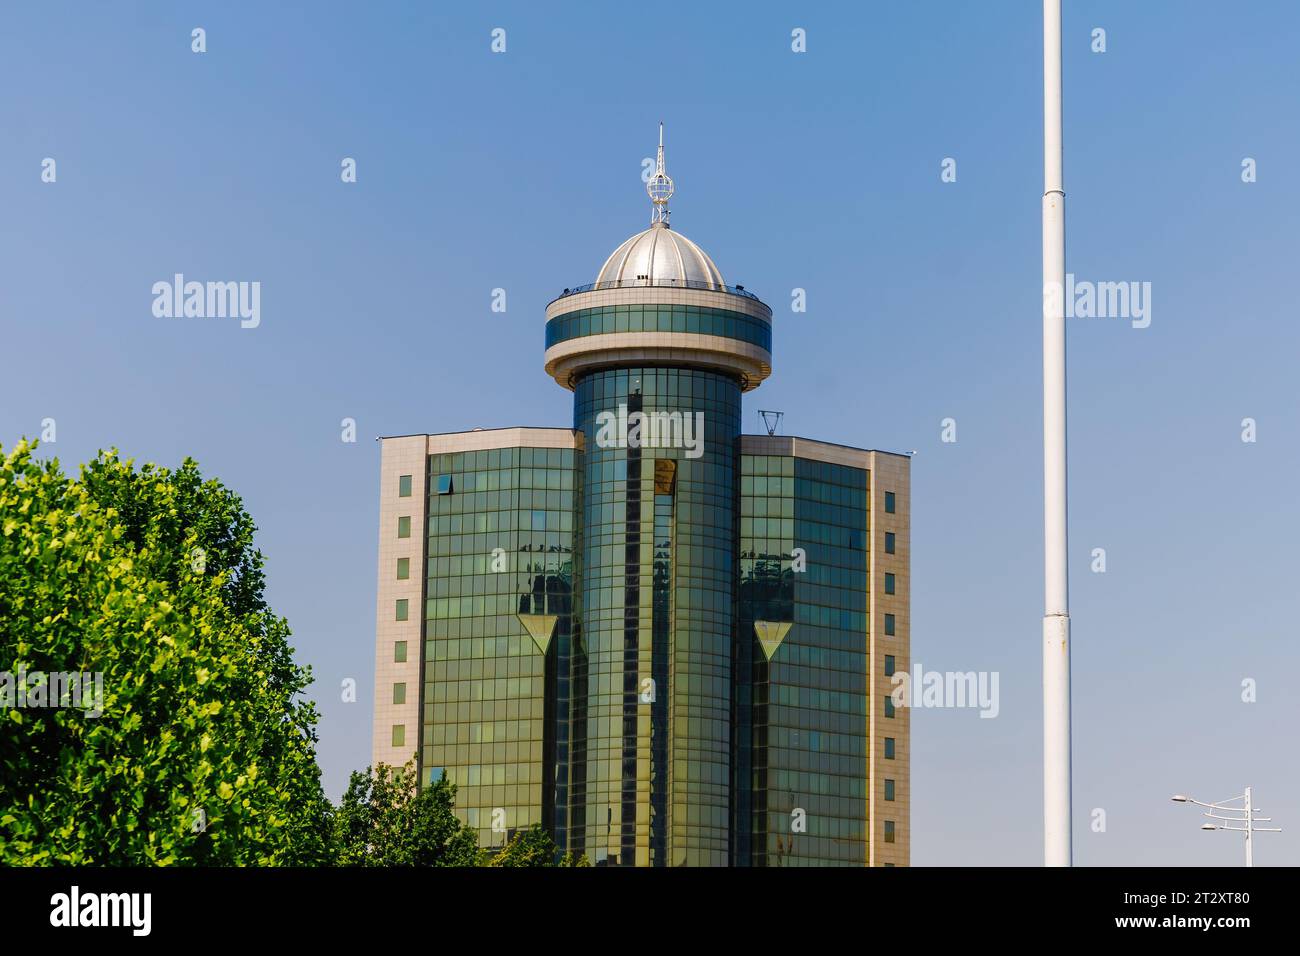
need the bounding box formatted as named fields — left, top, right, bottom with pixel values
left=373, top=129, right=909, bottom=866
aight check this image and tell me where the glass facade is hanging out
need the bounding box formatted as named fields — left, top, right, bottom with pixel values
left=571, top=367, right=740, bottom=866
left=545, top=304, right=771, bottom=351
left=403, top=430, right=895, bottom=865
left=737, top=454, right=870, bottom=865
left=420, top=446, right=575, bottom=849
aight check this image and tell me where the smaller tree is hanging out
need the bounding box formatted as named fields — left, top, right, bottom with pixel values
left=334, top=762, right=480, bottom=866
left=488, top=823, right=591, bottom=867
left=488, top=824, right=555, bottom=867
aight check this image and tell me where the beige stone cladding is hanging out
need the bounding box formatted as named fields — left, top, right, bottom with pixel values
left=868, top=450, right=910, bottom=867
left=371, top=435, right=428, bottom=770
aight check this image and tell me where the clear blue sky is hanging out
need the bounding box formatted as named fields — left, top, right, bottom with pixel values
left=3, top=1, right=1297, bottom=866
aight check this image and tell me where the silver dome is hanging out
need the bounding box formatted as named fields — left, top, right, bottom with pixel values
left=595, top=222, right=724, bottom=290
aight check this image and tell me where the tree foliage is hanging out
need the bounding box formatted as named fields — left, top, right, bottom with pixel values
left=334, top=763, right=482, bottom=866
left=0, top=442, right=331, bottom=864
left=333, top=763, right=591, bottom=867
left=488, top=822, right=590, bottom=867
left=487, top=823, right=556, bottom=867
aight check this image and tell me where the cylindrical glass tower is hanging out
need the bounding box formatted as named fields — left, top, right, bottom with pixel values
left=543, top=148, right=773, bottom=864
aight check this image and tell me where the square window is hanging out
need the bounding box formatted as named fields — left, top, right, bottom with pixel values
left=885, top=531, right=896, bottom=554
left=885, top=654, right=895, bottom=677
left=531, top=510, right=546, bottom=531
left=394, top=641, right=408, bottom=663
left=391, top=724, right=405, bottom=748
left=885, top=779, right=896, bottom=801
left=392, top=682, right=406, bottom=705
left=884, top=820, right=896, bottom=843
left=885, top=572, right=896, bottom=595
left=395, top=599, right=409, bottom=621
left=437, top=474, right=453, bottom=495
left=885, top=613, right=896, bottom=636
left=397, top=557, right=410, bottom=580
left=397, top=516, right=411, bottom=538
left=398, top=474, right=413, bottom=497
left=885, top=491, right=896, bottom=514
left=885, top=737, right=896, bottom=759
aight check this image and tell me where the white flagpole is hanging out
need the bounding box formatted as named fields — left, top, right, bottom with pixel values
left=1042, top=0, right=1073, bottom=867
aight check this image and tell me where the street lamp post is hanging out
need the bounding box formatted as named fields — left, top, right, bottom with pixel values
left=1172, top=788, right=1283, bottom=867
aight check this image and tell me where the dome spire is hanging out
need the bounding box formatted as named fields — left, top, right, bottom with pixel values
left=646, top=121, right=674, bottom=226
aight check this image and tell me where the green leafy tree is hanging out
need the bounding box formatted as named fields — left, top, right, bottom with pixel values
left=487, top=822, right=590, bottom=867
left=334, top=762, right=481, bottom=866
left=0, top=442, right=331, bottom=864
left=487, top=824, right=557, bottom=867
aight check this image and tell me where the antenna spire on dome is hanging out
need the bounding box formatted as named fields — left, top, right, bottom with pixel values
left=647, top=121, right=674, bottom=226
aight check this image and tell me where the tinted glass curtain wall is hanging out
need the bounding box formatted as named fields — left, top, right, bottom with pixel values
left=572, top=367, right=740, bottom=866
left=421, top=447, right=575, bottom=849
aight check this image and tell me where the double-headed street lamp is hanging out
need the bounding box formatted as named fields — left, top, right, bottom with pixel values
left=1171, top=788, right=1282, bottom=867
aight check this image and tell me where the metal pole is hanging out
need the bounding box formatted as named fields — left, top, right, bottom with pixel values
left=1245, top=786, right=1253, bottom=868
left=1042, top=0, right=1073, bottom=867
